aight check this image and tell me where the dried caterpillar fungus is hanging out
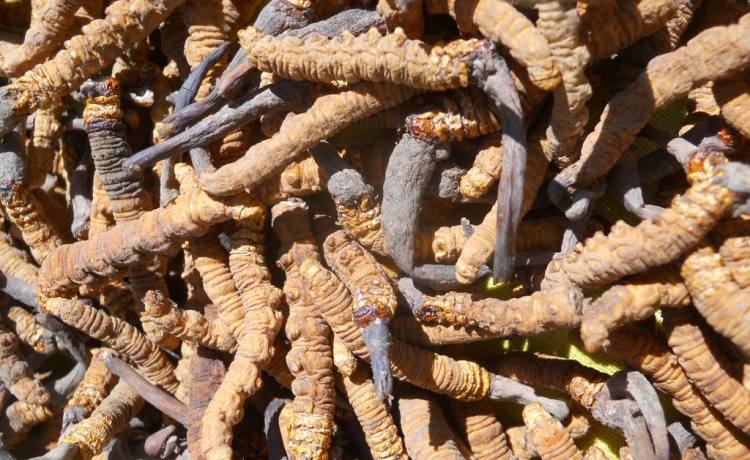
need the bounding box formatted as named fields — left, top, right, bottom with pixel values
left=450, top=399, right=512, bottom=460
left=0, top=0, right=184, bottom=136
left=0, top=322, right=50, bottom=405
left=523, top=402, right=583, bottom=460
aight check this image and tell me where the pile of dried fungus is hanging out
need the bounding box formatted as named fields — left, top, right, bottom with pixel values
left=0, top=0, right=750, bottom=459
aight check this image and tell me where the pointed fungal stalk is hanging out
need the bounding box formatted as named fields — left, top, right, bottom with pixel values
left=611, top=148, right=665, bottom=220
left=125, top=79, right=316, bottom=170
left=103, top=353, right=189, bottom=427
left=491, top=375, right=570, bottom=421
left=321, top=229, right=396, bottom=399
left=470, top=51, right=527, bottom=282
left=0, top=0, right=185, bottom=138
left=197, top=82, right=416, bottom=196
left=382, top=133, right=471, bottom=289
left=455, top=135, right=549, bottom=284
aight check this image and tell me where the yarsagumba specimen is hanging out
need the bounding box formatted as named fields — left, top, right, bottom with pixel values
left=450, top=399, right=512, bottom=460
left=60, top=381, right=144, bottom=460
left=37, top=163, right=260, bottom=298
left=0, top=124, right=65, bottom=265
left=391, top=313, right=498, bottom=346
left=273, top=201, right=336, bottom=460
left=41, top=297, right=179, bottom=393
left=143, top=289, right=237, bottom=352
left=0, top=0, right=184, bottom=137
left=580, top=267, right=690, bottom=352
left=64, top=349, right=117, bottom=431
left=237, top=26, right=480, bottom=90
left=2, top=306, right=55, bottom=354
left=0, top=323, right=50, bottom=406
left=663, top=307, right=750, bottom=436
left=535, top=0, right=592, bottom=167
left=322, top=229, right=395, bottom=399
left=680, top=242, right=750, bottom=358
left=187, top=346, right=226, bottom=460
left=198, top=83, right=416, bottom=196
left=542, top=175, right=739, bottom=292
left=312, top=143, right=386, bottom=257
left=337, top=366, right=408, bottom=460
left=455, top=135, right=549, bottom=284
left=398, top=389, right=470, bottom=460
left=184, top=0, right=228, bottom=100
left=460, top=137, right=503, bottom=200
left=522, top=402, right=583, bottom=460
left=712, top=216, right=750, bottom=288
left=550, top=15, right=750, bottom=214
left=297, top=258, right=491, bottom=401
left=604, top=327, right=750, bottom=458
left=0, top=0, right=84, bottom=77
left=424, top=0, right=560, bottom=90
left=407, top=284, right=582, bottom=338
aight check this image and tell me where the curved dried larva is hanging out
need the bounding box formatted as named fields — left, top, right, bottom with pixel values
left=0, top=400, right=53, bottom=448
left=298, top=258, right=491, bottom=400
left=542, top=180, right=736, bottom=292
left=605, top=327, right=750, bottom=458
left=424, top=0, right=560, bottom=90
left=238, top=27, right=476, bottom=90
left=200, top=223, right=284, bottom=460
left=712, top=217, right=750, bottom=288
left=495, top=352, right=606, bottom=411
left=61, top=382, right=144, bottom=460
left=200, top=83, right=416, bottom=196
left=415, top=287, right=581, bottom=338
left=391, top=313, right=497, bottom=346
left=405, top=87, right=501, bottom=143
left=42, top=297, right=178, bottom=393
left=450, top=399, right=512, bottom=460
left=3, top=306, right=55, bottom=354
left=399, top=390, right=471, bottom=460
left=0, top=0, right=184, bottom=125
left=523, top=403, right=583, bottom=460
left=536, top=0, right=592, bottom=167
left=553, top=15, right=750, bottom=195
left=185, top=0, right=228, bottom=99
left=681, top=243, right=750, bottom=358
left=65, top=349, right=117, bottom=424
left=28, top=107, right=62, bottom=189
left=37, top=164, right=259, bottom=299
left=377, top=0, right=423, bottom=39
left=187, top=346, right=226, bottom=460
left=460, top=137, right=502, bottom=200
left=713, top=73, right=750, bottom=141
left=329, top=175, right=386, bottom=257
left=143, top=289, right=236, bottom=352
left=0, top=231, right=37, bottom=285
left=0, top=0, right=85, bottom=77
left=322, top=230, right=396, bottom=326
left=455, top=136, right=550, bottom=284
left=663, top=307, right=750, bottom=436
left=0, top=323, right=51, bottom=405
left=338, top=366, right=408, bottom=460
left=3, top=188, right=65, bottom=265
left=282, top=276, right=335, bottom=460
left=255, top=156, right=325, bottom=206
left=580, top=267, right=689, bottom=352
left=83, top=78, right=153, bottom=222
